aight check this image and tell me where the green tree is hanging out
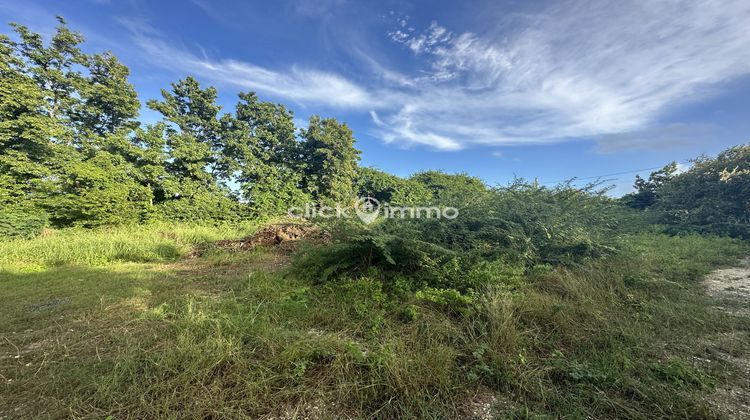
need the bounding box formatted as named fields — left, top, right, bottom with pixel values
left=300, top=116, right=361, bottom=204
left=622, top=162, right=678, bottom=209
left=8, top=18, right=86, bottom=142
left=2, top=18, right=151, bottom=229
left=654, top=146, right=750, bottom=237
left=44, top=151, right=152, bottom=227
left=147, top=77, right=249, bottom=222
left=72, top=52, right=140, bottom=138
left=147, top=77, right=224, bottom=191
left=0, top=32, right=62, bottom=210
left=356, top=167, right=432, bottom=205
left=224, top=92, right=309, bottom=215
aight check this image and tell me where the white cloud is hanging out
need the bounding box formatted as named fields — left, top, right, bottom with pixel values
left=121, top=0, right=750, bottom=151
left=370, top=110, right=462, bottom=150
left=119, top=18, right=376, bottom=109
left=374, top=0, right=750, bottom=150
left=390, top=21, right=453, bottom=55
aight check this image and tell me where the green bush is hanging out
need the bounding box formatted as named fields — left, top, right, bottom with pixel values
left=415, top=287, right=475, bottom=316
left=154, top=192, right=250, bottom=223
left=356, top=167, right=432, bottom=205
left=295, top=180, right=629, bottom=293
left=0, top=210, right=48, bottom=239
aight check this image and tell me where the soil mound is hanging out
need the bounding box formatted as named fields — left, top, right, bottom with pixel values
left=212, top=223, right=329, bottom=253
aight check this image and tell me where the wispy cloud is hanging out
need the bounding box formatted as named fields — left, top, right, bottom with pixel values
left=370, top=110, right=462, bottom=150
left=119, top=18, right=376, bottom=109
left=376, top=0, right=750, bottom=150
left=291, top=0, right=347, bottom=19
left=120, top=0, right=750, bottom=151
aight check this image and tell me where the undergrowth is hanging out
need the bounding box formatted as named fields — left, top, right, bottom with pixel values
left=1, top=230, right=747, bottom=418
left=0, top=222, right=260, bottom=272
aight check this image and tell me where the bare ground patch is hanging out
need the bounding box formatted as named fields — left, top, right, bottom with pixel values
left=704, top=257, right=750, bottom=316
left=704, top=258, right=750, bottom=419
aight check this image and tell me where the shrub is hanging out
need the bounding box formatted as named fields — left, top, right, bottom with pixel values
left=294, top=180, right=626, bottom=293
left=0, top=210, right=48, bottom=239
left=356, top=167, right=432, bottom=205
left=626, top=144, right=750, bottom=238
left=154, top=192, right=250, bottom=224
left=415, top=287, right=475, bottom=316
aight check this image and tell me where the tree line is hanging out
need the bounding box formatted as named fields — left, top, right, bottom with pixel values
left=1, top=18, right=362, bottom=230
left=622, top=144, right=750, bottom=238
left=2, top=18, right=749, bottom=240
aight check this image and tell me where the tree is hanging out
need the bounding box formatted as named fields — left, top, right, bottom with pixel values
left=0, top=33, right=58, bottom=209
left=223, top=92, right=310, bottom=215
left=654, top=146, right=750, bottom=237
left=300, top=116, right=361, bottom=204
left=147, top=77, right=226, bottom=194
left=9, top=17, right=86, bottom=142
left=146, top=77, right=251, bottom=222
left=0, top=20, right=84, bottom=222
left=2, top=18, right=152, bottom=229
left=44, top=151, right=152, bottom=227
left=623, top=162, right=678, bottom=209
left=73, top=52, right=140, bottom=137
left=356, top=167, right=432, bottom=205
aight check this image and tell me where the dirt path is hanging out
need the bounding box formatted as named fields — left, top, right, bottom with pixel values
left=703, top=257, right=750, bottom=419
left=705, top=257, right=750, bottom=317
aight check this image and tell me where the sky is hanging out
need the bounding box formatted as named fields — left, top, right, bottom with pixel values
left=2, top=0, right=750, bottom=195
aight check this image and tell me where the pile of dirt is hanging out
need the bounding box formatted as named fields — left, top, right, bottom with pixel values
left=210, top=223, right=330, bottom=254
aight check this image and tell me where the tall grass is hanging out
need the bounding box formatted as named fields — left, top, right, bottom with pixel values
left=1, top=229, right=747, bottom=418
left=0, top=222, right=259, bottom=272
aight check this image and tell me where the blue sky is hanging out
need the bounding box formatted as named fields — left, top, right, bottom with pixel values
left=2, top=0, right=750, bottom=195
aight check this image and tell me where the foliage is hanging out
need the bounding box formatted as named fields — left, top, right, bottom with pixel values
left=0, top=208, right=47, bottom=239
left=222, top=92, right=310, bottom=215
left=410, top=170, right=489, bottom=205
left=655, top=144, right=750, bottom=237
left=296, top=179, right=627, bottom=293
left=415, top=287, right=475, bottom=316
left=299, top=116, right=361, bottom=204
left=152, top=191, right=248, bottom=223
left=622, top=144, right=750, bottom=237
left=0, top=20, right=361, bottom=228
left=43, top=150, right=153, bottom=227
left=356, top=167, right=432, bottom=205
left=622, top=162, right=678, bottom=209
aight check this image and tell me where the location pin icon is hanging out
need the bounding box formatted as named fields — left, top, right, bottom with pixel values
left=355, top=197, right=380, bottom=225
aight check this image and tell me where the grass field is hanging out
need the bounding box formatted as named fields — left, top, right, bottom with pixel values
left=1, top=225, right=749, bottom=418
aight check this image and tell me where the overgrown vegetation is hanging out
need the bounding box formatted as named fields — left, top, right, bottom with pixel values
left=2, top=18, right=750, bottom=419
left=2, top=228, right=747, bottom=418
left=0, top=222, right=260, bottom=272
left=623, top=144, right=750, bottom=238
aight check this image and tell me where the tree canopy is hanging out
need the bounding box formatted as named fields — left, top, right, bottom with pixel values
left=0, top=19, right=371, bottom=232
left=2, top=19, right=749, bottom=241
